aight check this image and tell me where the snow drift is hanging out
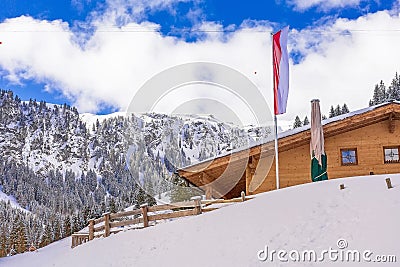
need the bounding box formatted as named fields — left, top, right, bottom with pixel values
left=2, top=174, right=399, bottom=267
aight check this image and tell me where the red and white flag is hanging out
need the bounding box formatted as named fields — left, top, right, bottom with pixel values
left=273, top=26, right=289, bottom=115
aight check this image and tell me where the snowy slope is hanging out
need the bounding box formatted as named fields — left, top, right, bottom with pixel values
left=0, top=188, right=27, bottom=213
left=79, top=112, right=126, bottom=130
left=3, top=174, right=399, bottom=267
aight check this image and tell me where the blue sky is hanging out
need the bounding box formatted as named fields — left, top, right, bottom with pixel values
left=0, top=0, right=399, bottom=124
left=0, top=1, right=394, bottom=32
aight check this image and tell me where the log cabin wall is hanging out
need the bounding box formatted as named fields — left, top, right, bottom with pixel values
left=253, top=119, right=400, bottom=194
left=178, top=102, right=400, bottom=198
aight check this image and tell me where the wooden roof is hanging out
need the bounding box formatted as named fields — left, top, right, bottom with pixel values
left=177, top=101, right=400, bottom=198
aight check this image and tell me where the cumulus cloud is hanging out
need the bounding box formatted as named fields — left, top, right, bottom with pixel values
left=0, top=15, right=273, bottom=117
left=99, top=0, right=200, bottom=23
left=288, top=10, right=400, bottom=120
left=0, top=2, right=400, bottom=127
left=288, top=0, right=367, bottom=11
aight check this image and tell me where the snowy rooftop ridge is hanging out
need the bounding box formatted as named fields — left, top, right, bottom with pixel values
left=178, top=101, right=400, bottom=170
left=278, top=100, right=399, bottom=139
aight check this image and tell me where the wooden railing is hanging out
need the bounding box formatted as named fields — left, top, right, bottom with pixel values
left=72, top=192, right=252, bottom=248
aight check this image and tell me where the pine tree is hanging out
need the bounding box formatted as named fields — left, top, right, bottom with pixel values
left=329, top=106, right=335, bottom=118
left=109, top=198, right=116, bottom=213
left=9, top=217, right=19, bottom=253
left=0, top=227, right=7, bottom=258
left=135, top=188, right=152, bottom=207
left=169, top=174, right=199, bottom=203
left=52, top=218, right=61, bottom=242
left=16, top=220, right=27, bottom=254
left=71, top=214, right=80, bottom=234
left=378, top=80, right=387, bottom=103
left=303, top=116, right=309, bottom=126
left=334, top=104, right=341, bottom=116
left=63, top=216, right=71, bottom=238
left=388, top=72, right=400, bottom=101
left=293, top=116, right=302, bottom=128
left=39, top=224, right=52, bottom=248
left=370, top=80, right=387, bottom=106
left=341, top=103, right=349, bottom=114
left=370, top=84, right=380, bottom=106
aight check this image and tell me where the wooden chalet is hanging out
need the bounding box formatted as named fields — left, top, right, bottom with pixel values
left=177, top=101, right=400, bottom=199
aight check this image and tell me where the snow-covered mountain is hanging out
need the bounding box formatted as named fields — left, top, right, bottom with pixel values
left=0, top=90, right=271, bottom=180
left=0, top=89, right=272, bottom=257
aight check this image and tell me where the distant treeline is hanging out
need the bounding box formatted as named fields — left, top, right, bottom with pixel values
left=292, top=72, right=400, bottom=129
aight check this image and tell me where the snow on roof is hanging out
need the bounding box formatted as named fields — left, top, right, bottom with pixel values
left=278, top=101, right=399, bottom=139
left=179, top=101, right=400, bottom=170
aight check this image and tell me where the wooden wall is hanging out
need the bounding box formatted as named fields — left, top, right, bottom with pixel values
left=252, top=119, right=400, bottom=194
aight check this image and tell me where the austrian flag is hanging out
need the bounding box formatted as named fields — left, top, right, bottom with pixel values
left=273, top=26, right=289, bottom=115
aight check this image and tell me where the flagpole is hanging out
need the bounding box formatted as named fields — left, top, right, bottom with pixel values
left=274, top=114, right=280, bottom=189
left=272, top=31, right=280, bottom=190
left=272, top=26, right=290, bottom=190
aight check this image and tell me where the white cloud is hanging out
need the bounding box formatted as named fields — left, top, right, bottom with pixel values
left=287, top=10, right=400, bottom=121
left=1, top=5, right=400, bottom=127
left=99, top=0, right=198, bottom=23
left=288, top=0, right=367, bottom=11
left=0, top=15, right=273, bottom=116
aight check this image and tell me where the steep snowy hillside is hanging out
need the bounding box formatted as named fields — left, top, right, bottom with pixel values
left=2, top=174, right=399, bottom=267
left=0, top=89, right=272, bottom=257
left=0, top=187, right=26, bottom=213
left=0, top=90, right=271, bottom=181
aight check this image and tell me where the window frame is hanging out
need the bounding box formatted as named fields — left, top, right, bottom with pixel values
left=383, top=146, right=400, bottom=164
left=340, top=148, right=358, bottom=166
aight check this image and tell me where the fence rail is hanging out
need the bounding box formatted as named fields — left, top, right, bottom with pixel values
left=71, top=192, right=252, bottom=248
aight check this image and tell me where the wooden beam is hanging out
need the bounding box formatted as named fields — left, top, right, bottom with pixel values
left=248, top=155, right=259, bottom=169
left=205, top=185, right=213, bottom=200
left=103, top=213, right=110, bottom=237
left=88, top=219, right=94, bottom=241
left=246, top=159, right=256, bottom=195
left=200, top=171, right=224, bottom=199
left=177, top=102, right=400, bottom=196
left=141, top=204, right=149, bottom=228
left=389, top=112, right=395, bottom=133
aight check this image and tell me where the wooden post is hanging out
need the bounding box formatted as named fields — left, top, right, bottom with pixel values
left=246, top=159, right=256, bottom=196
left=241, top=191, right=246, bottom=201
left=103, top=212, right=111, bottom=237
left=205, top=185, right=213, bottom=200
left=141, top=204, right=149, bottom=228
left=339, top=184, right=345, bottom=190
left=88, top=219, right=94, bottom=241
left=191, top=196, right=202, bottom=215
left=386, top=178, right=393, bottom=189
left=245, top=166, right=251, bottom=195
left=71, top=235, right=76, bottom=248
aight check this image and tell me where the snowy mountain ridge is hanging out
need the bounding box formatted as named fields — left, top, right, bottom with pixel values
left=0, top=90, right=271, bottom=181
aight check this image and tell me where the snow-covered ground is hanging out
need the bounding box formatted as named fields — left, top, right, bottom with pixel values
left=2, top=174, right=399, bottom=267
left=0, top=188, right=28, bottom=213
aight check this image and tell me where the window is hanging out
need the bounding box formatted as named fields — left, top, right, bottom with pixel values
left=340, top=148, right=358, bottom=165
left=384, top=146, right=400, bottom=163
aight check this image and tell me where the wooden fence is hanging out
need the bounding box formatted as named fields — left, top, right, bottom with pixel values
left=72, top=192, right=252, bottom=248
